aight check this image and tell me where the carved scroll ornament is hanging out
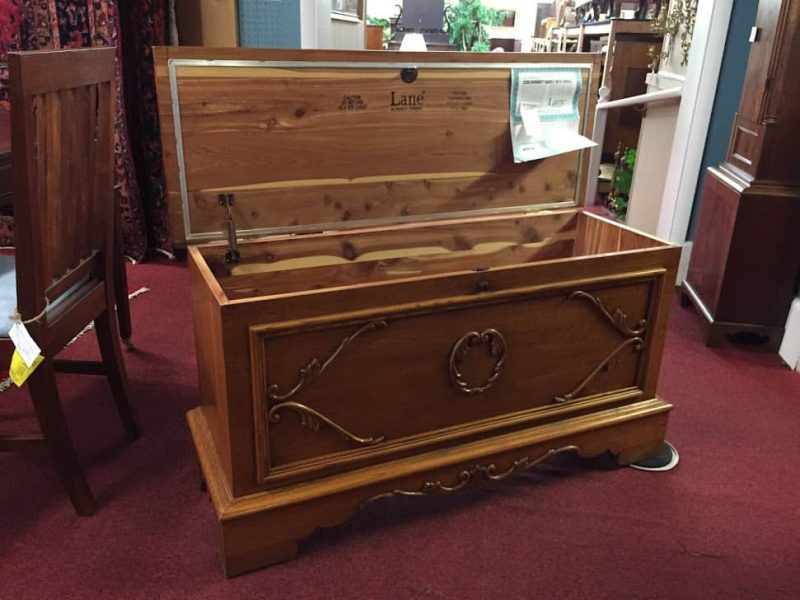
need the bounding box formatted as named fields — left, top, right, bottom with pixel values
left=265, top=320, right=389, bottom=447
left=568, top=291, right=647, bottom=337
left=554, top=336, right=644, bottom=403
left=365, top=445, right=579, bottom=505
left=268, top=401, right=385, bottom=447
left=554, top=290, right=647, bottom=403
left=449, top=328, right=507, bottom=395
left=267, top=320, right=388, bottom=401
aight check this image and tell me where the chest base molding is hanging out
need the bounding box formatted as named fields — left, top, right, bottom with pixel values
left=189, top=397, right=670, bottom=577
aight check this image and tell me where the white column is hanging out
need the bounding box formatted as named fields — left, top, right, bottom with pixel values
left=655, top=0, right=734, bottom=243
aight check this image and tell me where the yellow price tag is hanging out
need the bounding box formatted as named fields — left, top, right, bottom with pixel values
left=9, top=349, right=44, bottom=387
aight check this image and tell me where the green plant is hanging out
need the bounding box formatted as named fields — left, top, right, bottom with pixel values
left=367, top=16, right=393, bottom=49
left=444, top=0, right=503, bottom=52
left=608, top=147, right=636, bottom=221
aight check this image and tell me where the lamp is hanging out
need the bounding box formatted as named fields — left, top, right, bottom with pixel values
left=399, top=33, right=427, bottom=51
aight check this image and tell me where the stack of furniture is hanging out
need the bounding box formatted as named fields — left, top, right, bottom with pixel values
left=532, top=17, right=560, bottom=52
left=682, top=0, right=800, bottom=350
left=540, top=18, right=661, bottom=158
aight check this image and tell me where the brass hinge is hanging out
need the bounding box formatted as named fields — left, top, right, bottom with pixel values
left=218, top=193, right=241, bottom=264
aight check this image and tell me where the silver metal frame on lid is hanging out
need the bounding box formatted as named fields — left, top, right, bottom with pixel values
left=166, top=58, right=596, bottom=244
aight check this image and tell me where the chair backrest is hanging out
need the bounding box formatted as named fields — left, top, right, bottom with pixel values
left=9, top=48, right=116, bottom=324
left=541, top=17, right=558, bottom=39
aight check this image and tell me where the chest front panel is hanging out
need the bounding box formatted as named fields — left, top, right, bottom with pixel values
left=250, top=273, right=657, bottom=486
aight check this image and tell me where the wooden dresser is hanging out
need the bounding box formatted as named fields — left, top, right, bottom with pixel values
left=154, top=48, right=679, bottom=576
left=683, top=0, right=800, bottom=349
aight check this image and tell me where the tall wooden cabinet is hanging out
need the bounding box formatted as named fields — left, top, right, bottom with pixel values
left=682, top=0, right=800, bottom=350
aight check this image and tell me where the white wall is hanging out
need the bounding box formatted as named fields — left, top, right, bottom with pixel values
left=626, top=0, right=689, bottom=236
left=305, top=0, right=364, bottom=49
left=367, top=0, right=401, bottom=20
left=655, top=0, right=734, bottom=244
left=626, top=100, right=680, bottom=234
left=330, top=17, right=365, bottom=48
left=301, top=0, right=325, bottom=47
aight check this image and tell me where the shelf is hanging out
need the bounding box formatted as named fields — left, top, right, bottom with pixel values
left=551, top=18, right=654, bottom=40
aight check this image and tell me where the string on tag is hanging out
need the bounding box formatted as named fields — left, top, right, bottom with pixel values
left=9, top=299, right=50, bottom=325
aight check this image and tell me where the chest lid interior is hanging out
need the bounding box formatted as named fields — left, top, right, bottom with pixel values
left=154, top=48, right=601, bottom=245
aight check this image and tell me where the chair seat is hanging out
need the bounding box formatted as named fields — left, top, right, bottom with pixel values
left=0, top=254, right=15, bottom=337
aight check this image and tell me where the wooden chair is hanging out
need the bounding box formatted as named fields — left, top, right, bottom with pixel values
left=0, top=48, right=139, bottom=516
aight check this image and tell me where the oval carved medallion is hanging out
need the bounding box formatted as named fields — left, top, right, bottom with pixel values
left=449, top=329, right=507, bottom=395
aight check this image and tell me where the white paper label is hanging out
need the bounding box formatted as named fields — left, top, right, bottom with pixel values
left=520, top=105, right=545, bottom=140
left=8, top=321, right=42, bottom=368
left=510, top=68, right=596, bottom=163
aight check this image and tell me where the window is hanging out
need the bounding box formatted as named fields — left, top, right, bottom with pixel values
left=331, top=0, right=363, bottom=20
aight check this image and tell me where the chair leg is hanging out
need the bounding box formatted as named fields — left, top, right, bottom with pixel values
left=28, top=360, right=97, bottom=516
left=113, top=205, right=134, bottom=351
left=95, top=308, right=140, bottom=442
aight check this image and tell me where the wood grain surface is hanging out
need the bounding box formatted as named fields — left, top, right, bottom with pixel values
left=187, top=206, right=679, bottom=573
left=172, top=49, right=679, bottom=576
left=154, top=48, right=602, bottom=243
left=3, top=48, right=138, bottom=517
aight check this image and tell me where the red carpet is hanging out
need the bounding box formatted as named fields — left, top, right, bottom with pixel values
left=1, top=260, right=799, bottom=599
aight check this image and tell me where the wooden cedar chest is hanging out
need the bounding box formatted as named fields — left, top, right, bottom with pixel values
left=154, top=48, right=679, bottom=576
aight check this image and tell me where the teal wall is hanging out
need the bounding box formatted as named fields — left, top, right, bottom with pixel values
left=239, top=0, right=302, bottom=48
left=687, top=0, right=759, bottom=239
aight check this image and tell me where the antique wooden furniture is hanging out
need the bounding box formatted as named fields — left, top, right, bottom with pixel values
left=0, top=48, right=139, bottom=516
left=154, top=48, right=679, bottom=576
left=0, top=111, right=11, bottom=209
left=0, top=107, right=134, bottom=347
left=174, top=0, right=239, bottom=46
left=682, top=0, right=800, bottom=350
left=544, top=19, right=661, bottom=158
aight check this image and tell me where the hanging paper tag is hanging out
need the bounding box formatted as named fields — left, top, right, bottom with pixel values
left=8, top=321, right=42, bottom=368
left=9, top=349, right=44, bottom=387
left=509, top=67, right=597, bottom=163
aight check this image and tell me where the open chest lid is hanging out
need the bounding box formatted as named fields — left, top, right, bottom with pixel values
left=154, top=48, right=601, bottom=246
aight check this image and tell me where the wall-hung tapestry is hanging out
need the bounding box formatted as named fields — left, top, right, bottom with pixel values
left=0, top=0, right=173, bottom=261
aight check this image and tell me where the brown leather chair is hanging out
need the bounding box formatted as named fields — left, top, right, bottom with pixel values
left=0, top=48, right=139, bottom=516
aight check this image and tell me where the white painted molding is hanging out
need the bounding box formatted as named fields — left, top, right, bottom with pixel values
left=645, top=70, right=686, bottom=88
left=677, top=241, right=693, bottom=285
left=656, top=0, right=734, bottom=243
left=779, top=298, right=800, bottom=372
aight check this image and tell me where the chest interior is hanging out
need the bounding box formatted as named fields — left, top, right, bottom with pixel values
left=197, top=209, right=666, bottom=300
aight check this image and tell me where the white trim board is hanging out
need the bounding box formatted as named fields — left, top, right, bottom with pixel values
left=677, top=241, right=693, bottom=285
left=779, top=298, right=800, bottom=372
